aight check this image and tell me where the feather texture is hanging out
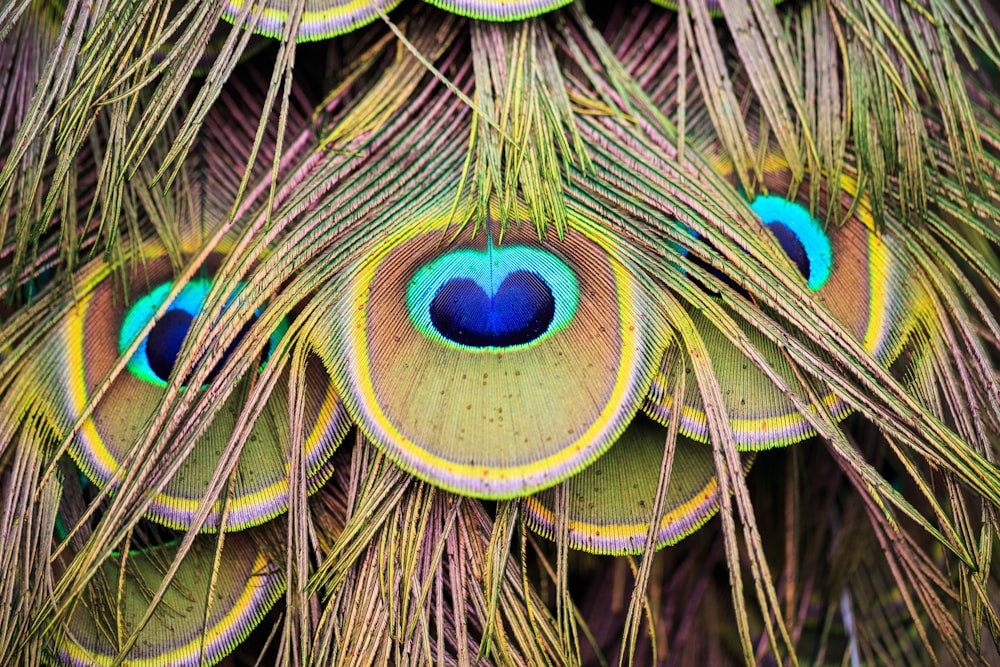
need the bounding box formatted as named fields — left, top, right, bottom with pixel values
left=220, top=0, right=574, bottom=41
left=55, top=486, right=285, bottom=667
left=310, top=209, right=669, bottom=497
left=524, top=413, right=755, bottom=554
left=645, top=152, right=931, bottom=449
left=1, top=1, right=998, bottom=665
left=222, top=0, right=402, bottom=41
left=48, top=243, right=347, bottom=530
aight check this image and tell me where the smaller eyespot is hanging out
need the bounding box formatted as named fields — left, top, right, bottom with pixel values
left=749, top=195, right=833, bottom=292
left=55, top=463, right=285, bottom=667
left=120, top=279, right=287, bottom=387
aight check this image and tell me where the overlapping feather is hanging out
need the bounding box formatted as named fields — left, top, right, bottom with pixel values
left=1, top=1, right=998, bottom=665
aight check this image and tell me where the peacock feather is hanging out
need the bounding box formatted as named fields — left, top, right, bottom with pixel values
left=1, top=0, right=999, bottom=665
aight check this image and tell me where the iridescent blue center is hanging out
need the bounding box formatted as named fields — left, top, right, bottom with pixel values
left=407, top=244, right=578, bottom=350
left=766, top=222, right=809, bottom=279
left=146, top=309, right=194, bottom=381
left=429, top=270, right=555, bottom=348
left=120, top=279, right=287, bottom=386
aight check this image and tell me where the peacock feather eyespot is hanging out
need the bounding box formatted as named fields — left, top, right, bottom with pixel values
left=52, top=243, right=350, bottom=532
left=311, top=212, right=670, bottom=499
left=59, top=538, right=282, bottom=667
left=49, top=464, right=285, bottom=667
left=221, top=0, right=403, bottom=41
left=647, top=151, right=925, bottom=450
left=523, top=413, right=755, bottom=555
left=119, top=278, right=288, bottom=388
left=682, top=192, right=833, bottom=298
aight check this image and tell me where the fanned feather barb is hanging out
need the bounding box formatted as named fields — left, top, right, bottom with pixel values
left=55, top=470, right=285, bottom=667
left=1, top=1, right=998, bottom=665
left=303, top=437, right=571, bottom=663
left=220, top=0, right=575, bottom=42
left=309, top=207, right=669, bottom=497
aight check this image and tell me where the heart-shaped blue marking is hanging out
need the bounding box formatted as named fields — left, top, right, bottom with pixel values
left=429, top=271, right=555, bottom=347
left=407, top=244, right=578, bottom=350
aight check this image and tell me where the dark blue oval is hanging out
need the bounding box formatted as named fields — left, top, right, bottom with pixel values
left=145, top=309, right=267, bottom=384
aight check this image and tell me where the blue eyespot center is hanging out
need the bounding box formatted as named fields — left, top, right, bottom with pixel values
left=120, top=279, right=286, bottom=386
left=407, top=244, right=579, bottom=350
left=765, top=222, right=810, bottom=280
left=429, top=270, right=556, bottom=348
left=147, top=309, right=194, bottom=382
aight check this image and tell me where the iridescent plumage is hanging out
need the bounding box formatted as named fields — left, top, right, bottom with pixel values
left=524, top=414, right=754, bottom=554
left=57, top=525, right=284, bottom=666
left=646, top=153, right=930, bottom=449
left=220, top=0, right=572, bottom=40
left=311, top=211, right=668, bottom=497
left=48, top=244, right=347, bottom=530
left=1, top=1, right=998, bottom=665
